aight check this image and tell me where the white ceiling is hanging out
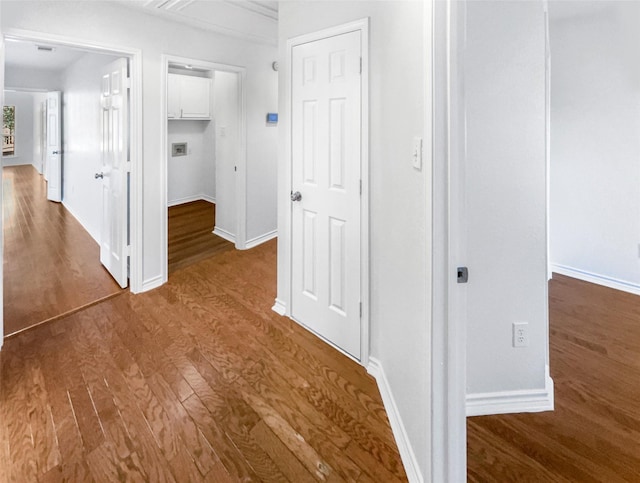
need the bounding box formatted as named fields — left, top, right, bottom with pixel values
left=4, top=0, right=278, bottom=72
left=4, top=40, right=87, bottom=72
left=119, top=0, right=278, bottom=45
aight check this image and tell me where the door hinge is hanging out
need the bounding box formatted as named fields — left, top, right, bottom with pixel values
left=359, top=57, right=362, bottom=74
left=234, top=166, right=237, bottom=172
left=125, top=161, right=132, bottom=173
left=359, top=302, right=362, bottom=318
left=126, top=245, right=132, bottom=257
left=124, top=76, right=131, bottom=90
left=359, top=179, right=362, bottom=195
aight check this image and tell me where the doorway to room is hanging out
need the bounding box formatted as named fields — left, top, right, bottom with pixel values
left=162, top=56, right=245, bottom=277
left=1, top=35, right=141, bottom=337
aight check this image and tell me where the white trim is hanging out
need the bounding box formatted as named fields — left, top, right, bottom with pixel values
left=0, top=36, right=5, bottom=350
left=213, top=226, right=236, bottom=244
left=466, top=365, right=554, bottom=417
left=551, top=264, right=640, bottom=296
left=161, top=54, right=247, bottom=284
left=431, top=1, right=468, bottom=481
left=142, top=275, right=164, bottom=293
left=167, top=194, right=216, bottom=207
left=367, top=358, right=424, bottom=483
left=244, top=230, right=277, bottom=250
left=1, top=29, right=144, bottom=296
left=271, top=298, right=287, bottom=316
left=285, top=18, right=370, bottom=366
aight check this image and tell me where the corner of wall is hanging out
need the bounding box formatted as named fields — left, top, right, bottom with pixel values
left=466, top=365, right=554, bottom=417
left=367, top=357, right=425, bottom=483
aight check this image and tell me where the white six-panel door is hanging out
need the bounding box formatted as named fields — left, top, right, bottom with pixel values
left=291, top=31, right=362, bottom=359
left=46, top=91, right=62, bottom=202
left=100, top=58, right=129, bottom=289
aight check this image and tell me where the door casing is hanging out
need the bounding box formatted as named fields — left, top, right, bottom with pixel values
left=281, top=18, right=370, bottom=366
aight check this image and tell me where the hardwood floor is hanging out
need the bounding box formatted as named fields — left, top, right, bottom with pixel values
left=168, top=200, right=234, bottom=274
left=468, top=273, right=640, bottom=482
left=3, top=165, right=123, bottom=336
left=0, top=238, right=407, bottom=482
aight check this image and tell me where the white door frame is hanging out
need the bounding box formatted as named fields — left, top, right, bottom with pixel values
left=280, top=18, right=370, bottom=366
left=0, top=29, right=144, bottom=297
left=432, top=0, right=468, bottom=481
left=0, top=35, right=5, bottom=350
left=159, top=54, right=247, bottom=284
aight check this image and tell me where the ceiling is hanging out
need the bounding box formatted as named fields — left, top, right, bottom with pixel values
left=4, top=0, right=278, bottom=73
left=119, top=0, right=278, bottom=45
left=4, top=40, right=89, bottom=72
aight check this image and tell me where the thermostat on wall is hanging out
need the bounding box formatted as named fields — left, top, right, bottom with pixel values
left=266, top=113, right=278, bottom=124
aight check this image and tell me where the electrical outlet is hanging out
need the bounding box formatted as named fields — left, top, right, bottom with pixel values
left=512, top=322, right=529, bottom=348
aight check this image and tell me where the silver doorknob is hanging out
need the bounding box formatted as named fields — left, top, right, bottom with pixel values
left=95, top=172, right=104, bottom=179
left=291, top=191, right=302, bottom=202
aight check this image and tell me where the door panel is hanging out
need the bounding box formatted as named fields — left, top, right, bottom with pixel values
left=100, top=58, right=129, bottom=289
left=291, top=30, right=362, bottom=359
left=46, top=92, right=62, bottom=202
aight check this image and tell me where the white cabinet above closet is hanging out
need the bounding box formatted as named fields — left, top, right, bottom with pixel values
left=168, top=73, right=211, bottom=120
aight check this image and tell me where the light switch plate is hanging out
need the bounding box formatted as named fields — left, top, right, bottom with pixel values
left=413, top=137, right=423, bottom=170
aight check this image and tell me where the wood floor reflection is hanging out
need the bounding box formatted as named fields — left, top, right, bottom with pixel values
left=0, top=238, right=407, bottom=482
left=3, top=165, right=123, bottom=336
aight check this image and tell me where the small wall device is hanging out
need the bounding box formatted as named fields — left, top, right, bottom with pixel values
left=172, top=142, right=187, bottom=156
left=266, top=113, right=278, bottom=124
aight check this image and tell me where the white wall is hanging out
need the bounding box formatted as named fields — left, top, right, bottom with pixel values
left=167, top=120, right=215, bottom=205
left=213, top=70, right=239, bottom=239
left=59, top=51, right=119, bottom=243
left=278, top=2, right=430, bottom=480
left=167, top=68, right=216, bottom=206
left=1, top=0, right=278, bottom=289
left=549, top=2, right=640, bottom=292
left=3, top=90, right=34, bottom=166
left=464, top=1, right=550, bottom=407
left=5, top=65, right=62, bottom=91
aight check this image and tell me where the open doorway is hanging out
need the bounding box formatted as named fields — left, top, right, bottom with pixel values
left=162, top=56, right=246, bottom=277
left=1, top=36, right=140, bottom=336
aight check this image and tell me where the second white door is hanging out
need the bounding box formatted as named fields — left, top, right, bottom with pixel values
left=99, top=58, right=129, bottom=289
left=290, top=30, right=362, bottom=359
left=46, top=91, right=62, bottom=202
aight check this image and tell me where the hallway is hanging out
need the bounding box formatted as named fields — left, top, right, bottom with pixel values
left=3, top=165, right=123, bottom=336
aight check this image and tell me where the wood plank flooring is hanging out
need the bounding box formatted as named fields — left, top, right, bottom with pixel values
left=468, top=273, right=640, bottom=481
left=168, top=200, right=234, bottom=274
left=3, top=165, right=123, bottom=336
left=0, top=238, right=407, bottom=482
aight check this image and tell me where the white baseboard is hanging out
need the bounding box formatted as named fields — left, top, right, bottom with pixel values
left=367, top=357, right=424, bottom=483
left=168, top=194, right=216, bottom=207
left=551, top=264, right=640, bottom=296
left=61, top=201, right=100, bottom=245
left=141, top=275, right=164, bottom=293
left=271, top=298, right=287, bottom=316
left=466, top=365, right=554, bottom=417
left=213, top=226, right=236, bottom=244
left=245, top=230, right=277, bottom=250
